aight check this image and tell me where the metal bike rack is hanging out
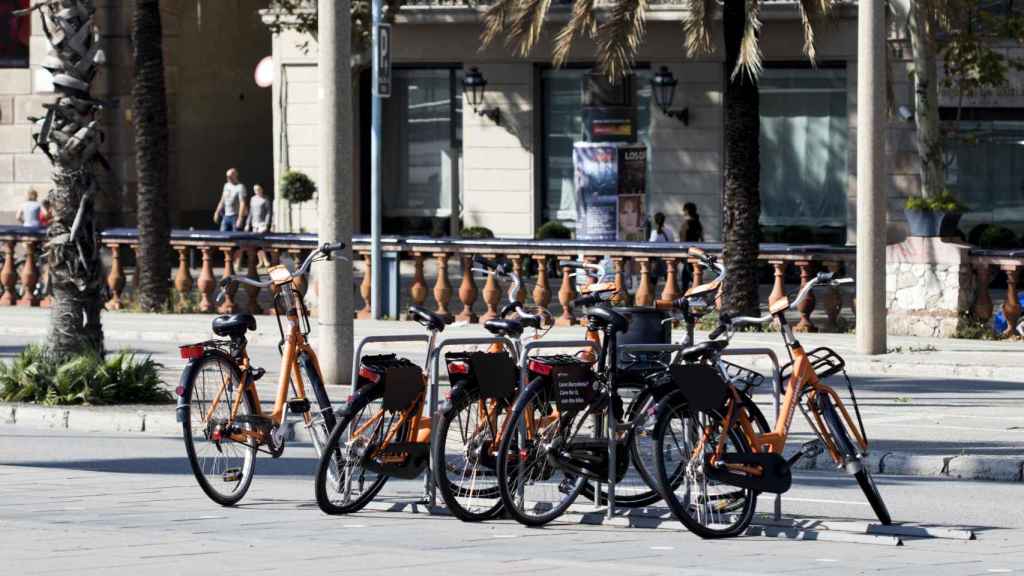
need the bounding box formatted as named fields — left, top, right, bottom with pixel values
left=720, top=347, right=784, bottom=521
left=425, top=335, right=518, bottom=507
left=517, top=339, right=603, bottom=514
left=350, top=334, right=431, bottom=387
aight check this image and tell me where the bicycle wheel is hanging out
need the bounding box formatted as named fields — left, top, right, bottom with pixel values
left=314, top=390, right=390, bottom=515
left=496, top=377, right=585, bottom=527
left=654, top=398, right=757, bottom=538
left=579, top=387, right=662, bottom=508
left=817, top=393, right=892, bottom=525
left=433, top=382, right=506, bottom=521
left=182, top=352, right=257, bottom=506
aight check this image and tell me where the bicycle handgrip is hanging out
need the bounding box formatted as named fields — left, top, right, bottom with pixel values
left=322, top=241, right=346, bottom=253
left=572, top=294, right=601, bottom=308
left=655, top=297, right=689, bottom=312
left=708, top=324, right=727, bottom=340
left=558, top=260, right=586, bottom=270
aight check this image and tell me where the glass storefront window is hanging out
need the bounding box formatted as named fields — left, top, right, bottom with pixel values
left=0, top=0, right=30, bottom=68
left=759, top=67, right=849, bottom=231
left=541, top=68, right=651, bottom=223
left=382, top=68, right=463, bottom=217
left=946, top=120, right=1024, bottom=224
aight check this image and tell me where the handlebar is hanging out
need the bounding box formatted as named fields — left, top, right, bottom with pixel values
left=707, top=272, right=853, bottom=338
left=216, top=241, right=346, bottom=303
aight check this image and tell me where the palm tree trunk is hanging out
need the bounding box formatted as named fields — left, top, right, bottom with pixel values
left=720, top=0, right=761, bottom=316
left=133, top=0, right=171, bottom=311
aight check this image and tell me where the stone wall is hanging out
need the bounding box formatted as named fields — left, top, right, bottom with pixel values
left=885, top=236, right=975, bottom=337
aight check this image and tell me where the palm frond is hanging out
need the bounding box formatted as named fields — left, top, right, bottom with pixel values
left=731, top=0, right=763, bottom=82
left=553, top=0, right=597, bottom=68
left=597, top=0, right=649, bottom=81
left=796, top=0, right=836, bottom=64
left=481, top=0, right=518, bottom=49
left=506, top=0, right=554, bottom=57
left=682, top=0, right=716, bottom=57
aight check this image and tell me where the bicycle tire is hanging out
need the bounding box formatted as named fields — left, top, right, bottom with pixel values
left=314, top=390, right=390, bottom=515
left=654, top=396, right=757, bottom=539
left=496, top=377, right=584, bottom=527
left=817, top=393, right=892, bottom=525
left=432, top=381, right=506, bottom=522
left=182, top=352, right=257, bottom=507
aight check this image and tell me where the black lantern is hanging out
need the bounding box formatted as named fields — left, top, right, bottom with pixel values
left=651, top=66, right=688, bottom=125
left=463, top=67, right=501, bottom=125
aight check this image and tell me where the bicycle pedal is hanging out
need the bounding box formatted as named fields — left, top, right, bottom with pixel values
left=222, top=468, right=243, bottom=483
left=287, top=398, right=311, bottom=414
left=251, top=367, right=266, bottom=382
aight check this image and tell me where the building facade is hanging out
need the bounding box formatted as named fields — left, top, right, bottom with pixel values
left=0, top=0, right=273, bottom=228
left=266, top=1, right=1024, bottom=243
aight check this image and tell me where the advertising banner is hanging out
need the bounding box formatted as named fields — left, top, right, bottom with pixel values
left=573, top=142, right=647, bottom=240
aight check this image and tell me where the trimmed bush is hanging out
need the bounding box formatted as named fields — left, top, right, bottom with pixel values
left=0, top=345, right=171, bottom=406
left=460, top=226, right=495, bottom=239
left=536, top=221, right=572, bottom=240
left=279, top=170, right=317, bottom=204
left=978, top=225, right=1019, bottom=249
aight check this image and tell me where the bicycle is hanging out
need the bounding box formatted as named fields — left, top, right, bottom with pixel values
left=177, top=241, right=346, bottom=506
left=314, top=304, right=449, bottom=515
left=652, top=271, right=892, bottom=538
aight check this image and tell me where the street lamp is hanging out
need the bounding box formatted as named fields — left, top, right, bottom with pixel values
left=651, top=66, right=689, bottom=125
left=463, top=67, right=501, bottom=125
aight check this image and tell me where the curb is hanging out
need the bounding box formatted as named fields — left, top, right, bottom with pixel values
left=4, top=402, right=1024, bottom=483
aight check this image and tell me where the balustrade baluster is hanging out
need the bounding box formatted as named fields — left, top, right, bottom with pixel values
left=821, top=261, right=843, bottom=332
left=513, top=256, right=527, bottom=305
left=768, top=260, right=786, bottom=308
left=479, top=253, right=501, bottom=322
left=456, top=255, right=479, bottom=323
left=612, top=257, right=628, bottom=305
left=660, top=257, right=679, bottom=303
left=245, top=246, right=262, bottom=314
left=218, top=246, right=237, bottom=314
left=433, top=252, right=453, bottom=319
left=357, top=252, right=371, bottom=319
left=17, top=240, right=39, bottom=307
left=288, top=249, right=307, bottom=297
left=634, top=258, right=653, bottom=306
left=407, top=252, right=428, bottom=320
left=174, top=246, right=194, bottom=310
left=104, top=242, right=124, bottom=311
left=974, top=263, right=994, bottom=322
left=1002, top=264, right=1020, bottom=337
left=197, top=246, right=216, bottom=313
left=794, top=260, right=818, bottom=332
left=1, top=240, right=18, bottom=306
left=556, top=263, right=577, bottom=326
left=532, top=255, right=551, bottom=312
left=689, top=257, right=703, bottom=290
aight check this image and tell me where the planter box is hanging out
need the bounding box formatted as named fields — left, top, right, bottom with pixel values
left=905, top=209, right=963, bottom=238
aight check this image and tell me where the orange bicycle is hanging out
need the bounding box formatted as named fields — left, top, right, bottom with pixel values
left=177, top=242, right=345, bottom=505
left=653, top=271, right=891, bottom=538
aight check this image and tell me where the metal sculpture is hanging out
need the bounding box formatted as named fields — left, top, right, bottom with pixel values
left=16, top=0, right=107, bottom=356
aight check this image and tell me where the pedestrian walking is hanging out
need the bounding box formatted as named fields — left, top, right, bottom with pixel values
left=213, top=168, right=247, bottom=232
left=648, top=212, right=674, bottom=243
left=15, top=189, right=42, bottom=228
left=247, top=184, right=273, bottom=269
left=680, top=202, right=704, bottom=242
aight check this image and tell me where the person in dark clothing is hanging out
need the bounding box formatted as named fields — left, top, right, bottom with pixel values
left=680, top=202, right=705, bottom=242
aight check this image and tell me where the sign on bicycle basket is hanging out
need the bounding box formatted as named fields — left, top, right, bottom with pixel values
left=554, top=365, right=595, bottom=412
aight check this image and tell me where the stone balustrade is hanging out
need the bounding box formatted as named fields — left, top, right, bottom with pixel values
left=969, top=248, right=1024, bottom=337
left=0, top=226, right=872, bottom=333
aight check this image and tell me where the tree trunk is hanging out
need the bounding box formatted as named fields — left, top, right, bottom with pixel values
left=720, top=0, right=761, bottom=316
left=908, top=1, right=944, bottom=199
left=21, top=2, right=106, bottom=359
left=133, top=0, right=171, bottom=311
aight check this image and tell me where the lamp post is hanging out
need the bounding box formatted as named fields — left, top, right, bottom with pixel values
left=651, top=66, right=689, bottom=125
left=463, top=67, right=500, bottom=125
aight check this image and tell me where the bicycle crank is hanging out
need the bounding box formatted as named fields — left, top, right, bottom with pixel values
left=705, top=452, right=792, bottom=494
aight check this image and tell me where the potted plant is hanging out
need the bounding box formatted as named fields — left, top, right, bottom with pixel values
left=904, top=190, right=966, bottom=238
left=279, top=170, right=317, bottom=232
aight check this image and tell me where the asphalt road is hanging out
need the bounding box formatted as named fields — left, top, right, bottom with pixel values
left=1, top=427, right=1023, bottom=575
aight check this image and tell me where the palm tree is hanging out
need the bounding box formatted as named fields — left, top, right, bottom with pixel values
left=133, top=0, right=171, bottom=312
left=17, top=0, right=107, bottom=358
left=482, top=0, right=836, bottom=315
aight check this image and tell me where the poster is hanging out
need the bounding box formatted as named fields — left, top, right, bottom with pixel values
left=0, top=0, right=30, bottom=68
left=573, top=142, right=647, bottom=241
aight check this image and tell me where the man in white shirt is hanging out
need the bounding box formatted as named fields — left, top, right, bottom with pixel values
left=213, top=168, right=247, bottom=232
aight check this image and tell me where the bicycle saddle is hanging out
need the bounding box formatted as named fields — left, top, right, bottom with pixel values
left=408, top=305, right=448, bottom=332
left=586, top=305, right=630, bottom=334
left=680, top=340, right=729, bottom=363
left=484, top=318, right=523, bottom=338
left=212, top=313, right=257, bottom=338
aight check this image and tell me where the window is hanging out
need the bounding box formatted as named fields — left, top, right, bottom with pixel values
left=759, top=67, right=849, bottom=231
left=541, top=68, right=651, bottom=223
left=945, top=118, right=1024, bottom=224
left=382, top=68, right=463, bottom=218
left=0, top=0, right=30, bottom=68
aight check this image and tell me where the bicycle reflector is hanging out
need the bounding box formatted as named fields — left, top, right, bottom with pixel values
left=447, top=361, right=469, bottom=375
left=179, top=345, right=204, bottom=360
left=358, top=366, right=381, bottom=383
left=528, top=360, right=553, bottom=376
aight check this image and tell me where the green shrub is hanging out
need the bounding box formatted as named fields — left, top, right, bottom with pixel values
left=459, top=226, right=495, bottom=239
left=279, top=170, right=317, bottom=204
left=977, top=225, right=1019, bottom=250
left=0, top=346, right=171, bottom=406
left=905, top=190, right=967, bottom=213
left=536, top=221, right=572, bottom=240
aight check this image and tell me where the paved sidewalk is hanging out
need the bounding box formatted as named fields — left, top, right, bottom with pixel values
left=2, top=307, right=1024, bottom=483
